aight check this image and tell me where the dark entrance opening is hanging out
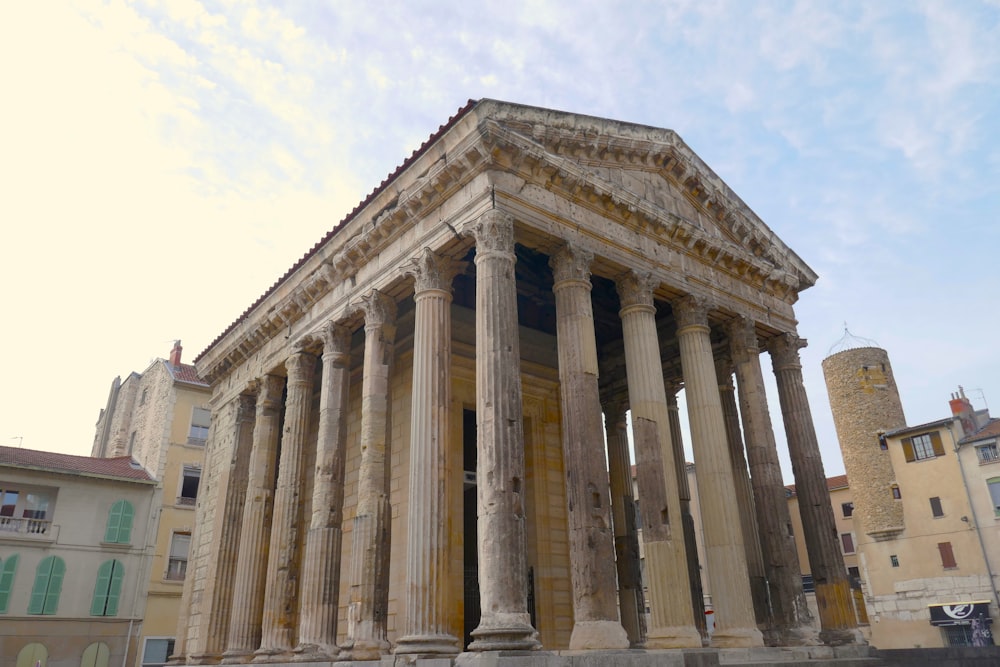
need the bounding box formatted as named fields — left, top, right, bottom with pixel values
left=463, top=409, right=480, bottom=648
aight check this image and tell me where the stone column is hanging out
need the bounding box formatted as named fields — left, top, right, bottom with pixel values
left=295, top=322, right=352, bottom=659
left=343, top=291, right=396, bottom=660
left=665, top=386, right=707, bottom=637
left=222, top=375, right=285, bottom=663
left=715, top=357, right=768, bottom=628
left=768, top=333, right=861, bottom=646
left=674, top=295, right=762, bottom=648
left=616, top=272, right=701, bottom=649
left=256, top=349, right=316, bottom=659
left=190, top=393, right=256, bottom=662
left=603, top=400, right=646, bottom=647
left=728, top=319, right=817, bottom=646
left=467, top=210, right=540, bottom=651
left=550, top=244, right=629, bottom=650
left=395, top=249, right=462, bottom=656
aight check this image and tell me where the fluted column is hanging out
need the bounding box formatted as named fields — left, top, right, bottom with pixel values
left=665, top=386, right=707, bottom=637
left=343, top=291, right=396, bottom=660
left=550, top=244, right=629, bottom=650
left=222, top=375, right=285, bottom=663
left=715, top=357, right=768, bottom=628
left=674, top=295, right=762, bottom=648
left=728, top=319, right=817, bottom=646
left=603, top=400, right=646, bottom=647
left=395, top=249, right=462, bottom=656
left=256, top=349, right=316, bottom=659
left=769, top=333, right=861, bottom=646
left=295, top=322, right=352, bottom=659
left=616, top=272, right=701, bottom=649
left=467, top=210, right=539, bottom=651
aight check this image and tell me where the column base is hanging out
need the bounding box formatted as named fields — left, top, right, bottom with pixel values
left=644, top=625, right=703, bottom=649
left=710, top=625, right=764, bottom=648
left=394, top=633, right=461, bottom=656
left=819, top=626, right=866, bottom=646
left=339, top=638, right=390, bottom=662
left=468, top=613, right=540, bottom=651
left=567, top=620, right=630, bottom=650
left=291, top=643, right=340, bottom=661
left=220, top=650, right=254, bottom=665
left=763, top=623, right=822, bottom=647
left=250, top=647, right=292, bottom=664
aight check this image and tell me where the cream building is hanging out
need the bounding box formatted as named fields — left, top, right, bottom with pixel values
left=0, top=447, right=157, bottom=667
left=93, top=341, right=210, bottom=666
left=176, top=100, right=859, bottom=665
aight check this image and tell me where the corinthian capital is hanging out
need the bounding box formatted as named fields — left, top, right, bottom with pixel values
left=672, top=294, right=711, bottom=330
left=725, top=317, right=761, bottom=364
left=285, top=350, right=316, bottom=385
left=767, top=332, right=807, bottom=370
left=469, top=210, right=515, bottom=259
left=360, top=290, right=397, bottom=333
left=616, top=271, right=657, bottom=310
left=321, top=321, right=352, bottom=359
left=549, top=244, right=593, bottom=285
left=408, top=247, right=463, bottom=294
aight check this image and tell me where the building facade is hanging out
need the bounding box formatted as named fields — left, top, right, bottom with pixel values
left=177, top=100, right=858, bottom=664
left=93, top=341, right=210, bottom=666
left=824, top=338, right=999, bottom=648
left=0, top=447, right=157, bottom=667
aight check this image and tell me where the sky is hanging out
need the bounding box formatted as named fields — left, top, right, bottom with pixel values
left=2, top=0, right=998, bottom=484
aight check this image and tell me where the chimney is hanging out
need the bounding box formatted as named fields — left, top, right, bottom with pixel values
left=949, top=386, right=977, bottom=437
left=169, top=340, right=183, bottom=367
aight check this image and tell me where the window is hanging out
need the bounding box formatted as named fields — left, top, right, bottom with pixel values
left=104, top=500, right=134, bottom=544
left=166, top=532, right=190, bottom=581
left=91, top=560, right=124, bottom=616
left=81, top=642, right=110, bottom=667
left=128, top=431, right=136, bottom=455
left=890, top=554, right=899, bottom=567
left=841, top=532, right=855, bottom=554
left=930, top=496, right=944, bottom=517
left=891, top=484, right=901, bottom=499
left=801, top=574, right=815, bottom=593
left=988, top=478, right=1000, bottom=517
left=977, top=442, right=1000, bottom=465
left=0, top=555, right=18, bottom=613
left=902, top=431, right=945, bottom=462
left=28, top=555, right=65, bottom=614
left=938, top=542, right=957, bottom=569
left=179, top=466, right=200, bottom=505
left=142, top=638, right=175, bottom=667
left=841, top=502, right=854, bottom=518
left=878, top=433, right=888, bottom=450
left=188, top=407, right=210, bottom=444
left=140, top=388, right=148, bottom=406
left=0, top=486, right=55, bottom=535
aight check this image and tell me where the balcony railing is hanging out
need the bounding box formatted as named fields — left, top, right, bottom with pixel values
left=0, top=516, right=52, bottom=535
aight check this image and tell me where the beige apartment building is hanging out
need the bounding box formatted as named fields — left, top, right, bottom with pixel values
left=0, top=447, right=157, bottom=667
left=93, top=341, right=210, bottom=666
left=175, top=100, right=859, bottom=665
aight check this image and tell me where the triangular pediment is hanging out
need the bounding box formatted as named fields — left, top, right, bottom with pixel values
left=472, top=101, right=817, bottom=294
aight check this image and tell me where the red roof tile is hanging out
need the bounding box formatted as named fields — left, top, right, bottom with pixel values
left=961, top=419, right=1000, bottom=444
left=170, top=361, right=208, bottom=387
left=0, top=446, right=153, bottom=482
left=786, top=473, right=849, bottom=496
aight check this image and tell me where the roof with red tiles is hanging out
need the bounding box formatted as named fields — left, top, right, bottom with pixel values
left=786, top=473, right=849, bottom=497
left=0, top=446, right=154, bottom=483
left=194, top=98, right=480, bottom=365
left=961, top=418, right=1000, bottom=444
left=168, top=361, right=208, bottom=387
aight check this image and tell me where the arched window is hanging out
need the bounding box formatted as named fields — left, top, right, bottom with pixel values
left=28, top=555, right=65, bottom=615
left=0, top=554, right=18, bottom=612
left=104, top=500, right=134, bottom=544
left=91, top=560, right=124, bottom=616
left=81, top=642, right=110, bottom=667
left=16, top=643, right=47, bottom=667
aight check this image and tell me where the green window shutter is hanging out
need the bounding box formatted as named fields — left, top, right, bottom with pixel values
left=42, top=557, right=65, bottom=614
left=91, top=560, right=112, bottom=616
left=902, top=437, right=915, bottom=462
left=106, top=560, right=123, bottom=616
left=105, top=500, right=123, bottom=543
left=0, top=555, right=18, bottom=613
left=118, top=501, right=134, bottom=544
left=28, top=556, right=54, bottom=614
left=931, top=432, right=946, bottom=457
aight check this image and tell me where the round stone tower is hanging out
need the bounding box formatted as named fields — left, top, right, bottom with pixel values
left=822, top=331, right=905, bottom=538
